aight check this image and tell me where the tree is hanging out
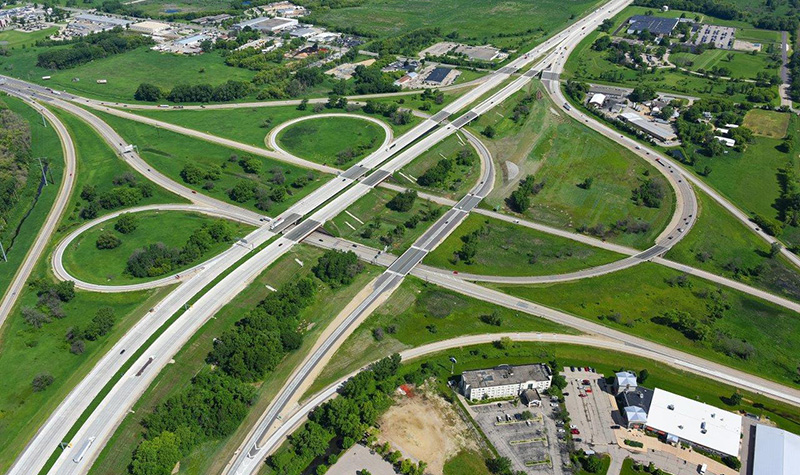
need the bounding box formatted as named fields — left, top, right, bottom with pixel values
left=386, top=190, right=417, bottom=212
left=298, top=98, right=308, bottom=110
left=770, top=241, right=783, bottom=257
left=96, top=231, right=121, bottom=249
left=629, top=85, right=657, bottom=103
left=581, top=454, right=603, bottom=473
left=312, top=250, right=364, bottom=288
left=494, top=336, right=513, bottom=350
left=32, top=372, right=54, bottom=392
left=638, top=368, right=650, bottom=384
left=486, top=456, right=512, bottom=474
left=180, top=163, right=204, bottom=184
left=578, top=177, right=593, bottom=189
left=727, top=391, right=743, bottom=406
left=115, top=213, right=138, bottom=234
left=134, top=83, right=162, bottom=102
left=228, top=181, right=254, bottom=203
left=22, top=306, right=50, bottom=328
left=130, top=431, right=182, bottom=475
left=482, top=125, right=496, bottom=138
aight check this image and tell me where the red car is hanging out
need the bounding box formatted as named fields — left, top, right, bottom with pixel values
left=571, top=429, right=580, bottom=435
left=586, top=388, right=593, bottom=393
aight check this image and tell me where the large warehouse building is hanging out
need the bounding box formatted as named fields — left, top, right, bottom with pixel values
left=645, top=389, right=742, bottom=457
left=751, top=424, right=800, bottom=475
left=460, top=364, right=552, bottom=401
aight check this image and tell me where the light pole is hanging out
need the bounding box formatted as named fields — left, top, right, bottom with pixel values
left=34, top=157, right=47, bottom=186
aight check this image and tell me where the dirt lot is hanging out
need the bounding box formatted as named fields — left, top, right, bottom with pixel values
left=379, top=387, right=478, bottom=474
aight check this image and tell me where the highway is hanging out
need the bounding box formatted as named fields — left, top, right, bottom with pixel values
left=8, top=5, right=628, bottom=469
left=0, top=93, right=77, bottom=329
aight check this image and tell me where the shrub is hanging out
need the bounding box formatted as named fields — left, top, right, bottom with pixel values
left=96, top=231, right=121, bottom=249
left=386, top=190, right=417, bottom=212
left=31, top=373, right=54, bottom=392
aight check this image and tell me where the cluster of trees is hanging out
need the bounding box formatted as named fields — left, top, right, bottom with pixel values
left=65, top=306, right=116, bottom=355
left=37, top=29, right=152, bottom=70
left=135, top=80, right=252, bottom=103
left=125, top=220, right=232, bottom=278
left=267, top=354, right=403, bottom=474
left=21, top=279, right=75, bottom=329
left=360, top=203, right=443, bottom=248
left=774, top=165, right=800, bottom=229
left=0, top=106, right=32, bottom=246
left=511, top=94, right=534, bottom=123
left=456, top=225, right=489, bottom=264
left=571, top=450, right=605, bottom=474
left=180, top=162, right=221, bottom=188
left=577, top=217, right=652, bottom=240
left=674, top=99, right=755, bottom=156
left=222, top=165, right=313, bottom=212
left=592, top=35, right=647, bottom=70
left=96, top=213, right=139, bottom=250
left=386, top=190, right=417, bottom=212
left=632, top=178, right=665, bottom=208
left=335, top=135, right=377, bottom=166
left=350, top=64, right=401, bottom=95
left=312, top=249, right=364, bottom=288
left=130, top=266, right=343, bottom=474
left=362, top=100, right=414, bottom=126
left=507, top=175, right=544, bottom=213
left=31, top=372, right=54, bottom=392
left=417, top=148, right=475, bottom=188
left=78, top=173, right=154, bottom=220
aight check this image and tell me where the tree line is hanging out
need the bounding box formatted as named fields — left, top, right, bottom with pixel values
left=37, top=29, right=153, bottom=70
left=78, top=172, right=155, bottom=220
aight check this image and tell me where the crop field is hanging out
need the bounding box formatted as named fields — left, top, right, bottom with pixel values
left=61, top=211, right=253, bottom=285
left=0, top=47, right=255, bottom=103
left=276, top=116, right=385, bottom=167
left=495, top=262, right=800, bottom=388
left=308, top=0, right=602, bottom=49
left=93, top=110, right=328, bottom=216
left=473, top=84, right=674, bottom=249
left=423, top=214, right=624, bottom=276
left=742, top=108, right=790, bottom=138
left=324, top=187, right=445, bottom=254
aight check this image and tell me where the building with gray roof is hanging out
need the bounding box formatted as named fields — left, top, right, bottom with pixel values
left=626, top=15, right=679, bottom=36
left=751, top=424, right=800, bottom=475
left=460, top=364, right=552, bottom=401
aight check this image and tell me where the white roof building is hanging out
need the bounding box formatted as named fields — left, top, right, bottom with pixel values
left=130, top=20, right=171, bottom=35
left=715, top=136, right=736, bottom=147
left=752, top=425, right=800, bottom=475
left=589, top=93, right=606, bottom=107
left=646, top=388, right=742, bottom=457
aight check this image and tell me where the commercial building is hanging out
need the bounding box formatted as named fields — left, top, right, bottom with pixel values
left=645, top=388, right=742, bottom=457
left=613, top=371, right=638, bottom=395
left=289, top=27, right=318, bottom=38
left=751, top=425, right=800, bottom=475
left=130, top=20, right=171, bottom=35
left=619, top=112, right=677, bottom=142
left=232, top=16, right=298, bottom=33
left=73, top=13, right=132, bottom=30
left=626, top=15, right=679, bottom=36
left=424, top=66, right=460, bottom=86
left=192, top=14, right=232, bottom=25
left=460, top=364, right=552, bottom=401
left=588, top=93, right=606, bottom=108
left=616, top=387, right=653, bottom=429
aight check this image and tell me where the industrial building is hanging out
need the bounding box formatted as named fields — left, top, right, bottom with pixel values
left=192, top=14, right=232, bottom=25
left=460, top=364, right=552, bottom=401
left=232, top=16, right=298, bottom=33
left=130, top=20, right=171, bottom=35
left=626, top=15, right=679, bottom=35
left=424, top=66, right=460, bottom=86
left=645, top=388, right=742, bottom=457
left=619, top=112, right=677, bottom=142
left=751, top=425, right=800, bottom=475
left=73, top=13, right=131, bottom=30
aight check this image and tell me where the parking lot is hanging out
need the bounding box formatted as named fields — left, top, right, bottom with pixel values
left=561, top=367, right=618, bottom=453
left=464, top=397, right=566, bottom=474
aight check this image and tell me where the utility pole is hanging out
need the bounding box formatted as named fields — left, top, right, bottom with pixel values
left=35, top=157, right=47, bottom=186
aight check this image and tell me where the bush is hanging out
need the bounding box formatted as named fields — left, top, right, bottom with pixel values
left=96, top=231, right=121, bottom=249
left=229, top=181, right=254, bottom=203
left=624, top=439, right=644, bottom=448
left=386, top=190, right=417, bottom=212
left=134, top=83, right=162, bottom=102
left=22, top=306, right=50, bottom=328
left=31, top=373, right=54, bottom=392
left=312, top=250, right=364, bottom=288
left=115, top=213, right=138, bottom=234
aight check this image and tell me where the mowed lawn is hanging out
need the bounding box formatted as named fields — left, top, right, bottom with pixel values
left=306, top=276, right=573, bottom=397
left=324, top=187, right=445, bottom=254
left=90, top=245, right=383, bottom=475
left=308, top=0, right=602, bottom=48
left=93, top=110, right=328, bottom=216
left=0, top=46, right=254, bottom=102
left=495, top=262, right=800, bottom=388
left=61, top=211, right=254, bottom=285
left=0, top=27, right=58, bottom=48
left=473, top=84, right=674, bottom=249
left=423, top=214, right=625, bottom=276
left=394, top=133, right=480, bottom=200
left=742, top=108, right=790, bottom=138
left=669, top=48, right=780, bottom=80
left=276, top=116, right=385, bottom=167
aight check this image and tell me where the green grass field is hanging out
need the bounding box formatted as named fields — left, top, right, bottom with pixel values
left=324, top=187, right=445, bottom=254
left=423, top=214, right=625, bottom=276
left=306, top=276, right=573, bottom=397
left=444, top=450, right=491, bottom=475
left=276, top=116, right=385, bottom=167
left=620, top=458, right=672, bottom=475
left=473, top=83, right=674, bottom=249
left=0, top=47, right=255, bottom=103
left=669, top=48, right=780, bottom=80
left=666, top=189, right=800, bottom=302
left=393, top=133, right=480, bottom=200
left=0, top=96, right=64, bottom=291
left=90, top=245, right=382, bottom=475
left=494, top=262, right=800, bottom=388
left=0, top=27, right=58, bottom=49
left=61, top=211, right=254, bottom=285
left=92, top=109, right=328, bottom=216
left=307, top=0, right=602, bottom=50
left=133, top=105, right=420, bottom=150
left=397, top=342, right=800, bottom=434
left=742, top=109, right=790, bottom=138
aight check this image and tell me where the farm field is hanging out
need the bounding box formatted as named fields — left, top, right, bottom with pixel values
left=472, top=84, right=674, bottom=249
left=276, top=116, right=386, bottom=167
left=423, top=214, right=624, bottom=276
left=495, top=262, right=800, bottom=388
left=61, top=210, right=254, bottom=285
left=89, top=245, right=382, bottom=475
left=742, top=108, right=790, bottom=138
